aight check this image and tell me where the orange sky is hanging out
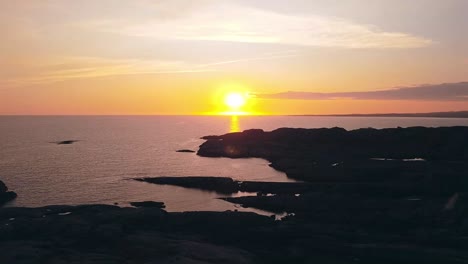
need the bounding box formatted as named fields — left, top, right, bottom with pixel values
left=1, top=1, right=467, bottom=115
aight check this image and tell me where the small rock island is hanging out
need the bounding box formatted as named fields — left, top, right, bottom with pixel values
left=54, top=140, right=80, bottom=145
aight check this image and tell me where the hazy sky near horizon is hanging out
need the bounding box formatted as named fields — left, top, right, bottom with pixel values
left=1, top=0, right=467, bottom=115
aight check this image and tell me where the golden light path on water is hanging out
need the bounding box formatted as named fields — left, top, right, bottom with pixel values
left=230, top=115, right=240, bottom=132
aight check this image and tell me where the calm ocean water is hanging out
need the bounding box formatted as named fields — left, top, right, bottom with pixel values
left=1, top=116, right=468, bottom=214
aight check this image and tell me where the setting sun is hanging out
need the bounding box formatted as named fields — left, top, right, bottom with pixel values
left=224, top=93, right=247, bottom=109
left=207, top=83, right=258, bottom=115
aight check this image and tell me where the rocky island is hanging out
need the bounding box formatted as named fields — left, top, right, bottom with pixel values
left=53, top=140, right=80, bottom=145
left=2, top=126, right=468, bottom=263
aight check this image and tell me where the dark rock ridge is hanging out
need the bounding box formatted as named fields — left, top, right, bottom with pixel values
left=192, top=126, right=468, bottom=263
left=54, top=140, right=79, bottom=145
left=130, top=201, right=166, bottom=208
left=198, top=127, right=468, bottom=181
left=198, top=126, right=468, bottom=161
left=136, top=177, right=238, bottom=194
left=0, top=205, right=264, bottom=263
left=176, top=149, right=196, bottom=153
left=2, top=202, right=468, bottom=263
left=136, top=176, right=312, bottom=194
left=0, top=180, right=17, bottom=206
left=307, top=110, right=468, bottom=118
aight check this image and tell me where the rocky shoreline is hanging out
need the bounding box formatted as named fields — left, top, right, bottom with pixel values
left=0, top=204, right=268, bottom=263
left=136, top=176, right=312, bottom=195
left=138, top=127, right=468, bottom=263
left=0, top=180, right=17, bottom=206
left=2, top=126, right=468, bottom=263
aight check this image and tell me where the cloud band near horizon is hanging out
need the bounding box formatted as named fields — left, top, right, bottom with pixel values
left=253, top=82, right=468, bottom=101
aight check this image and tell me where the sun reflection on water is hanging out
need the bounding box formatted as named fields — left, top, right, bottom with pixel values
left=230, top=115, right=241, bottom=132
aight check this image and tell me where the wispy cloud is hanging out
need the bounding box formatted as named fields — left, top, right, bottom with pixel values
left=253, top=82, right=468, bottom=101
left=194, top=50, right=300, bottom=68
left=0, top=51, right=298, bottom=88
left=0, top=57, right=214, bottom=88
left=88, top=2, right=433, bottom=49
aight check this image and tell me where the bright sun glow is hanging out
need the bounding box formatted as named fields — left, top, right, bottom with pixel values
left=224, top=93, right=246, bottom=109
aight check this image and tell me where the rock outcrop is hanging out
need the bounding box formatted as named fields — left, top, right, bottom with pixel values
left=176, top=149, right=196, bottom=153
left=0, top=205, right=262, bottom=264
left=193, top=127, right=468, bottom=263
left=198, top=127, right=468, bottom=181
left=136, top=177, right=239, bottom=194
left=137, top=176, right=314, bottom=194
left=130, top=201, right=166, bottom=208
left=0, top=180, right=17, bottom=206
left=54, top=140, right=79, bottom=145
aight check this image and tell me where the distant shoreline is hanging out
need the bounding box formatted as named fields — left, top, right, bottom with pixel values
left=291, top=111, right=468, bottom=118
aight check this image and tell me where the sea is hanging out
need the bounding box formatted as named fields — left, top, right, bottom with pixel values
left=1, top=116, right=468, bottom=214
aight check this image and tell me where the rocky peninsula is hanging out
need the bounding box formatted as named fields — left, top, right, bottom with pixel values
left=139, top=127, right=468, bottom=263
left=2, top=126, right=468, bottom=263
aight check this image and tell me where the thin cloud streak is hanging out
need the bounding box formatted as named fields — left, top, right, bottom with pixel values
left=88, top=2, right=433, bottom=49
left=0, top=51, right=299, bottom=88
left=195, top=50, right=300, bottom=68
left=253, top=82, right=468, bottom=101
left=0, top=57, right=215, bottom=89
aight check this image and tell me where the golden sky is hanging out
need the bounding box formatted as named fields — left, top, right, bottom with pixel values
left=1, top=0, right=467, bottom=115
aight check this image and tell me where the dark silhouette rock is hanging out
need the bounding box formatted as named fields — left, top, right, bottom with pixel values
left=136, top=177, right=239, bottom=194
left=0, top=181, right=7, bottom=193
left=0, top=205, right=262, bottom=263
left=198, top=127, right=468, bottom=181
left=176, top=149, right=196, bottom=153
left=0, top=180, right=17, bottom=206
left=136, top=176, right=316, bottom=194
left=54, top=140, right=79, bottom=145
left=193, top=127, right=468, bottom=263
left=130, top=201, right=166, bottom=209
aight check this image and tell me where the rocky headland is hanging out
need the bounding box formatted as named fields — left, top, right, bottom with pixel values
left=138, top=127, right=468, bottom=263
left=2, top=126, right=468, bottom=263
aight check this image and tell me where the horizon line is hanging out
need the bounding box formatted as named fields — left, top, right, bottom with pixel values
left=0, top=110, right=467, bottom=118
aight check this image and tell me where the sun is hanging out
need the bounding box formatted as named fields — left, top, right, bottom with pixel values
left=224, top=93, right=246, bottom=109
left=210, top=83, right=256, bottom=115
